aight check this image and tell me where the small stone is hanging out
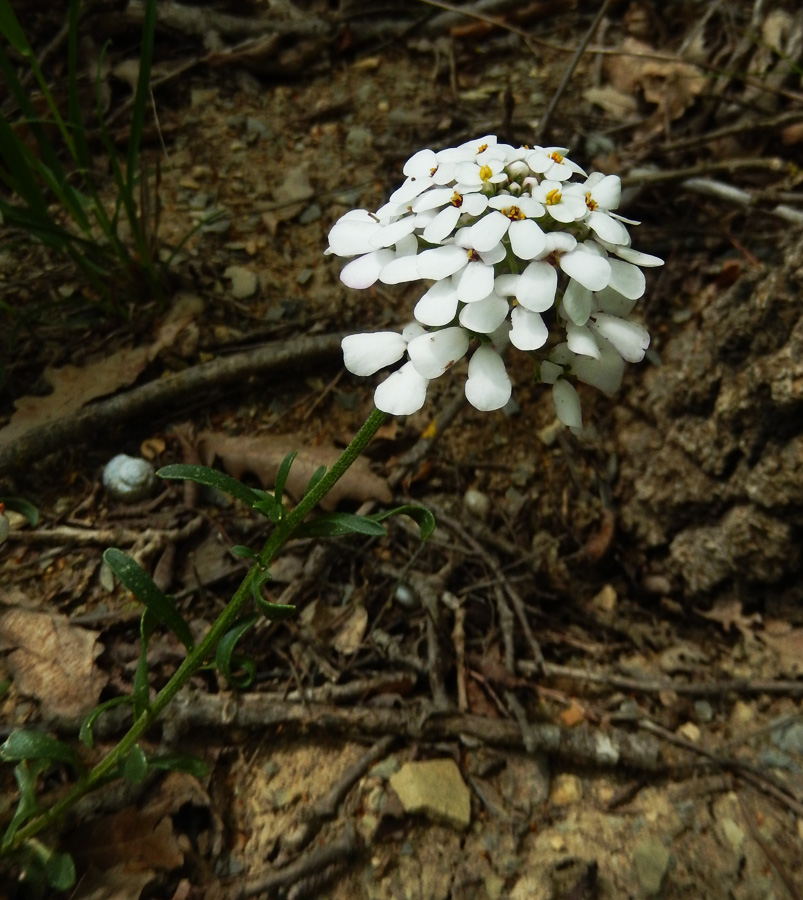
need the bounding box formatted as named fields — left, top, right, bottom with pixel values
left=592, top=584, right=617, bottom=614
left=633, top=838, right=671, bottom=895
left=693, top=700, right=714, bottom=723
left=103, top=455, right=156, bottom=503
left=345, top=125, right=374, bottom=160
left=463, top=488, right=491, bottom=519
left=224, top=265, right=258, bottom=299
left=731, top=700, right=755, bottom=727
left=677, top=721, right=701, bottom=743
left=389, top=758, right=471, bottom=830
left=771, top=719, right=803, bottom=755
left=549, top=773, right=582, bottom=806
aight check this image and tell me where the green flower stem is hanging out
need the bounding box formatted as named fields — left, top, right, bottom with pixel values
left=5, top=406, right=388, bottom=851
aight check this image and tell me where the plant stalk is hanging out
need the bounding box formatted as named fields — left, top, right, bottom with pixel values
left=4, top=406, right=388, bottom=851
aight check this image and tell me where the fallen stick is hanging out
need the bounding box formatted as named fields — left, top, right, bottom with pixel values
left=0, top=332, right=346, bottom=476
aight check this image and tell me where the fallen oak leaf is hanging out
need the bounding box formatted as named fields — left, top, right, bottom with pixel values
left=198, top=431, right=392, bottom=511
left=0, top=608, right=108, bottom=727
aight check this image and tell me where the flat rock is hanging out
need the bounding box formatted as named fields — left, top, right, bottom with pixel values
left=224, top=265, right=258, bottom=299
left=633, top=838, right=671, bottom=895
left=389, top=758, right=471, bottom=830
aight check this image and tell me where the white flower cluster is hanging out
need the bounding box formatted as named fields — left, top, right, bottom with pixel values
left=326, top=135, right=663, bottom=428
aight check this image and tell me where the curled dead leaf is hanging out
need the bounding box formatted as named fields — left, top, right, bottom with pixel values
left=198, top=431, right=392, bottom=511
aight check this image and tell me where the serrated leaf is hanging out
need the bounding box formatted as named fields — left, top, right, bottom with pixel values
left=296, top=512, right=388, bottom=539
left=103, top=548, right=194, bottom=650
left=369, top=504, right=436, bottom=540
left=215, top=615, right=257, bottom=689
left=157, top=463, right=262, bottom=507
left=121, top=744, right=148, bottom=784
left=1, top=730, right=81, bottom=768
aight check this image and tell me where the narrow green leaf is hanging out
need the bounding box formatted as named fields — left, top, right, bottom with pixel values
left=149, top=754, right=210, bottom=778
left=79, top=696, right=133, bottom=749
left=1, top=731, right=81, bottom=769
left=0, top=0, right=33, bottom=54
left=121, top=745, right=148, bottom=784
left=2, top=761, right=44, bottom=847
left=103, top=548, right=194, bottom=650
left=133, top=610, right=158, bottom=720
left=231, top=545, right=259, bottom=561
left=252, top=492, right=284, bottom=523
left=304, top=465, right=327, bottom=497
left=254, top=594, right=296, bottom=622
left=215, top=615, right=258, bottom=690
left=44, top=850, right=76, bottom=890
left=274, top=450, right=298, bottom=506
left=1, top=496, right=39, bottom=527
left=369, top=504, right=437, bottom=540
left=296, top=512, right=388, bottom=539
left=157, top=464, right=262, bottom=508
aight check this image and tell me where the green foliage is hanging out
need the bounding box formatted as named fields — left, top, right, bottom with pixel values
left=0, top=0, right=165, bottom=317
left=216, top=614, right=258, bottom=689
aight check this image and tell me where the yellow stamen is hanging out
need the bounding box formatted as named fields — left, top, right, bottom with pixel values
left=450, top=191, right=463, bottom=208
left=549, top=151, right=564, bottom=164
left=479, top=164, right=493, bottom=182
left=545, top=188, right=562, bottom=206
left=585, top=192, right=598, bottom=211
left=477, top=143, right=488, bottom=154
left=503, top=205, right=525, bottom=221
left=430, top=166, right=439, bottom=177
left=467, top=249, right=480, bottom=262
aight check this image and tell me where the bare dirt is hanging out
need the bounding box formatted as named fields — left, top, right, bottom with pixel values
left=2, top=2, right=803, bottom=899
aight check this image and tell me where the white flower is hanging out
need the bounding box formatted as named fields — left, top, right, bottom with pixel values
left=329, top=135, right=663, bottom=425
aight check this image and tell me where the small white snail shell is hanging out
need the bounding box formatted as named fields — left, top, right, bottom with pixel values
left=103, top=454, right=156, bottom=503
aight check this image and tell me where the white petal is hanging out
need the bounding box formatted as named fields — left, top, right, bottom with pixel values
left=466, top=211, right=510, bottom=252
left=509, top=218, right=546, bottom=260
left=327, top=210, right=381, bottom=256
left=462, top=193, right=489, bottom=216
left=374, top=362, right=429, bottom=415
left=517, top=261, right=557, bottom=313
left=562, top=279, right=593, bottom=326
left=553, top=380, right=582, bottom=429
left=572, top=338, right=625, bottom=394
left=456, top=261, right=495, bottom=303
left=545, top=232, right=577, bottom=254
left=510, top=307, right=548, bottom=350
left=612, top=246, right=664, bottom=267
left=379, top=254, right=422, bottom=284
left=566, top=321, right=601, bottom=359
left=459, top=293, right=509, bottom=333
left=342, top=332, right=406, bottom=376
left=589, top=174, right=621, bottom=209
left=595, top=285, right=637, bottom=318
left=415, top=280, right=459, bottom=326
left=369, top=216, right=418, bottom=248
left=587, top=211, right=631, bottom=245
left=607, top=258, right=646, bottom=300
left=412, top=187, right=457, bottom=213
left=423, top=205, right=462, bottom=244
left=479, top=242, right=507, bottom=265
left=465, top=346, right=511, bottom=411
left=402, top=322, right=426, bottom=342
left=389, top=176, right=434, bottom=205
left=589, top=313, right=650, bottom=362
left=341, top=249, right=394, bottom=289
left=540, top=360, right=563, bottom=385
left=404, top=148, right=438, bottom=178
left=560, top=250, right=611, bottom=292
left=418, top=244, right=469, bottom=280
left=407, top=326, right=470, bottom=378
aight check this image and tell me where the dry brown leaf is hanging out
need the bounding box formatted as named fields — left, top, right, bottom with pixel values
left=603, top=37, right=706, bottom=124
left=761, top=620, right=803, bottom=675
left=0, top=294, right=201, bottom=454
left=0, top=608, right=107, bottom=725
left=695, top=599, right=762, bottom=642
left=198, top=430, right=392, bottom=511
left=583, top=85, right=639, bottom=120
left=71, top=864, right=156, bottom=900
left=332, top=604, right=368, bottom=655
left=67, top=771, right=208, bottom=873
